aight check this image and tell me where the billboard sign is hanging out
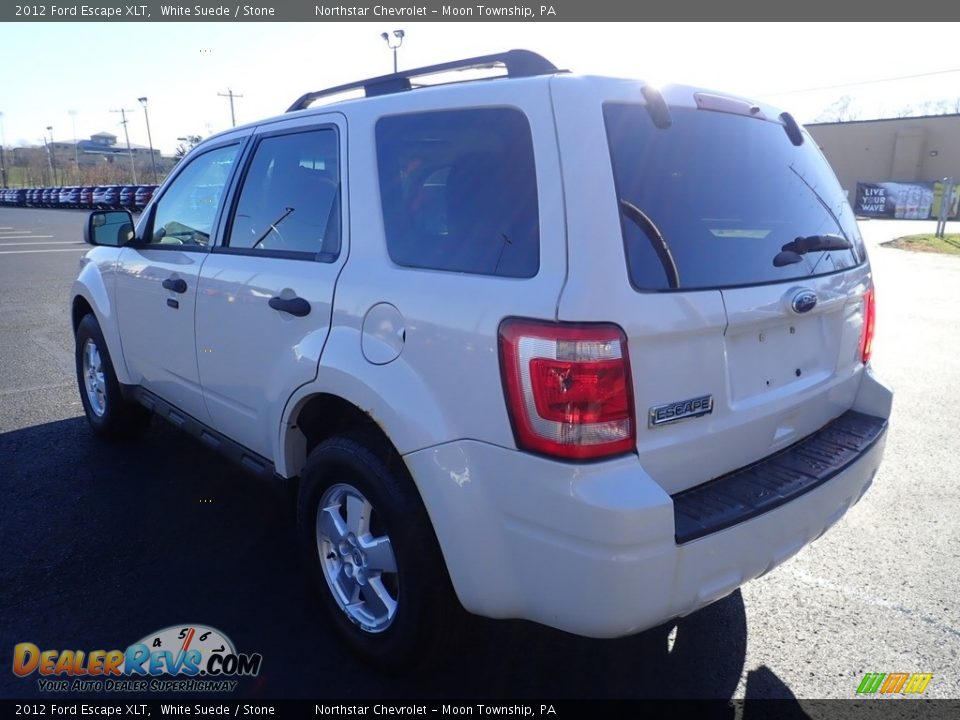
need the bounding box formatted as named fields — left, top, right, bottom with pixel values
left=854, top=181, right=958, bottom=219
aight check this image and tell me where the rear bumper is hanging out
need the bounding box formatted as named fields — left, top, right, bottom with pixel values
left=404, top=370, right=892, bottom=638
left=673, top=410, right=887, bottom=544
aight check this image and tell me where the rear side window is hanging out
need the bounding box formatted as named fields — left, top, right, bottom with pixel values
left=227, top=128, right=340, bottom=260
left=376, top=108, right=539, bottom=278
left=604, top=104, right=865, bottom=291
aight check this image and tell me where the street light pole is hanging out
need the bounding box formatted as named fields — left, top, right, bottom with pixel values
left=0, top=111, right=7, bottom=188
left=380, top=29, right=405, bottom=73
left=138, top=97, right=158, bottom=184
left=46, top=125, right=59, bottom=186
left=69, top=110, right=79, bottom=181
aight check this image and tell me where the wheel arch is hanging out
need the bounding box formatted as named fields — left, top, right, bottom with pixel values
left=71, top=295, right=95, bottom=334
left=281, top=390, right=405, bottom=482
left=279, top=384, right=463, bottom=601
left=276, top=332, right=454, bottom=479
left=70, top=259, right=131, bottom=385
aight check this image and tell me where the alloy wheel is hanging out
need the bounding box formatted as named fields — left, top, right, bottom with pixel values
left=316, top=482, right=400, bottom=633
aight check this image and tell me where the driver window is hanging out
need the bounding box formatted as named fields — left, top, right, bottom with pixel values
left=149, top=144, right=240, bottom=247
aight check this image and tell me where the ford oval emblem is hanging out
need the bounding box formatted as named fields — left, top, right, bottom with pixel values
left=791, top=289, right=818, bottom=314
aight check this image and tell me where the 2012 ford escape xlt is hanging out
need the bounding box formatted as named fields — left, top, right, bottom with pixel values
left=71, top=50, right=892, bottom=667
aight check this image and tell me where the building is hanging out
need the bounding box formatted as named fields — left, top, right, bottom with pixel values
left=76, top=131, right=160, bottom=168
left=9, top=132, right=173, bottom=186
left=807, top=114, right=960, bottom=196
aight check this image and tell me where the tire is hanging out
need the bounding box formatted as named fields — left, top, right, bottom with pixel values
left=296, top=433, right=462, bottom=670
left=75, top=313, right=151, bottom=440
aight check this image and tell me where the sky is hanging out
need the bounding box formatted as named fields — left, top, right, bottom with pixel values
left=1, top=22, right=959, bottom=156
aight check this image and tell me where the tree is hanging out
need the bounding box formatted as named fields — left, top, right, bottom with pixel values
left=815, top=95, right=861, bottom=123
left=174, top=135, right=203, bottom=162
left=892, top=98, right=960, bottom=119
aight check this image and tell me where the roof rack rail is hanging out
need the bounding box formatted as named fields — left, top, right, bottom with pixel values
left=286, top=49, right=560, bottom=113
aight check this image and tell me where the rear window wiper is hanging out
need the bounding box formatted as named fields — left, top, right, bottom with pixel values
left=619, top=199, right=680, bottom=289
left=773, top=233, right=852, bottom=267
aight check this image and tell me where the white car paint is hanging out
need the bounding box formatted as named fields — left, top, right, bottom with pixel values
left=72, top=62, right=893, bottom=640
left=407, top=371, right=888, bottom=637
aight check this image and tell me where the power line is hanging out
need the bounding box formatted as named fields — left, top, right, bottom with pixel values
left=758, top=67, right=960, bottom=97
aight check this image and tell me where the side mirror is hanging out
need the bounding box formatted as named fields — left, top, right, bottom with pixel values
left=85, top=210, right=135, bottom=247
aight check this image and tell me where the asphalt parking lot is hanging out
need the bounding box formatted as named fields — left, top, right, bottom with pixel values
left=0, top=207, right=958, bottom=701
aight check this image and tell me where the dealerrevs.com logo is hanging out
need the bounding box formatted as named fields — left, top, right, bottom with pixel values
left=13, top=625, right=262, bottom=693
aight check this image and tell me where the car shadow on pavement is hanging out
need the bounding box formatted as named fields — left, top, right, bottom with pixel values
left=0, top=417, right=801, bottom=701
left=400, top=591, right=750, bottom=699
left=743, top=665, right=811, bottom=718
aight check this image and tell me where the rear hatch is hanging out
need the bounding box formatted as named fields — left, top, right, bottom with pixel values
left=551, top=76, right=873, bottom=494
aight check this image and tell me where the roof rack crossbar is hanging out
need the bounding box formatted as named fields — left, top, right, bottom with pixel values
left=286, top=49, right=559, bottom=112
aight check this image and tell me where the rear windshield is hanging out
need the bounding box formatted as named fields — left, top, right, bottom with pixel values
left=604, top=104, right=865, bottom=291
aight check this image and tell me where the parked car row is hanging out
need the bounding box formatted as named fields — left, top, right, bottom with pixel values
left=0, top=185, right=157, bottom=211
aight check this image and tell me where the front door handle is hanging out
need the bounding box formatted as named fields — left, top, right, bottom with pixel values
left=268, top=296, right=311, bottom=317
left=162, top=277, right=188, bottom=294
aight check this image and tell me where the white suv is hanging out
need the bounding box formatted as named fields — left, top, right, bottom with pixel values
left=71, top=50, right=892, bottom=667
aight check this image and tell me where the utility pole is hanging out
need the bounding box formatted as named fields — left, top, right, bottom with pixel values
left=111, top=108, right=138, bottom=184
left=138, top=97, right=159, bottom=184
left=218, top=88, right=243, bottom=127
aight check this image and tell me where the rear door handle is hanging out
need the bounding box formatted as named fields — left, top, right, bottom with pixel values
left=268, top=296, right=311, bottom=317
left=162, top=278, right=187, bottom=294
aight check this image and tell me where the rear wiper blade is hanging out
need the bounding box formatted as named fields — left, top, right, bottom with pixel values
left=784, top=234, right=852, bottom=253
left=619, top=199, right=680, bottom=289
left=773, top=234, right=852, bottom=267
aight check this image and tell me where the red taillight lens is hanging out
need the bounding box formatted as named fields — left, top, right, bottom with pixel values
left=859, top=287, right=876, bottom=364
left=530, top=359, right=630, bottom=423
left=499, top=319, right=635, bottom=460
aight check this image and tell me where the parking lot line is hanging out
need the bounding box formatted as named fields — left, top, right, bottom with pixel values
left=0, top=240, right=78, bottom=247
left=0, top=238, right=61, bottom=244
left=0, top=248, right=87, bottom=254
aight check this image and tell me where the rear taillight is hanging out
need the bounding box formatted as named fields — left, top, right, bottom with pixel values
left=859, top=287, right=876, bottom=364
left=498, top=319, right=635, bottom=460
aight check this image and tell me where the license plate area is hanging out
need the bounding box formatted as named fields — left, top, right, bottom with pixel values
left=725, top=314, right=836, bottom=402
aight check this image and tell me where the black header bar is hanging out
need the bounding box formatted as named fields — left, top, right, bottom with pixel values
left=2, top=699, right=960, bottom=720
left=3, top=1, right=960, bottom=22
